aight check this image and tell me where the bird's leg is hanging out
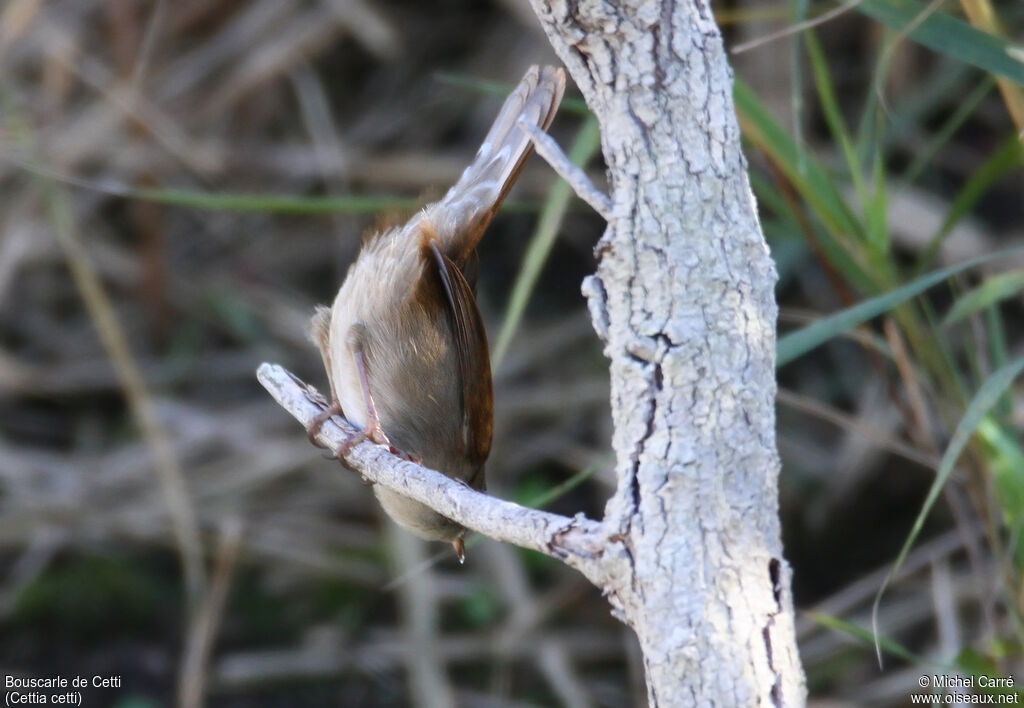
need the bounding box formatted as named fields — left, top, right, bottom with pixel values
left=335, top=349, right=392, bottom=457
left=305, top=349, right=388, bottom=454
left=308, top=349, right=423, bottom=465
left=351, top=347, right=427, bottom=463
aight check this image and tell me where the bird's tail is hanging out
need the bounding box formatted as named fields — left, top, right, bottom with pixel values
left=431, top=65, right=566, bottom=262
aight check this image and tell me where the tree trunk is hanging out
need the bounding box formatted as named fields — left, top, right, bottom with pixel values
left=529, top=1, right=806, bottom=704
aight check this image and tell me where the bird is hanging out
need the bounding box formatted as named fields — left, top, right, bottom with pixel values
left=307, top=65, right=566, bottom=562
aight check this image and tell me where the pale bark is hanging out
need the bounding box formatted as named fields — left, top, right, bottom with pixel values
left=526, top=0, right=805, bottom=704
left=259, top=0, right=806, bottom=703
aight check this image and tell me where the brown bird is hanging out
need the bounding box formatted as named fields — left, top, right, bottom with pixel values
left=307, top=66, right=566, bottom=562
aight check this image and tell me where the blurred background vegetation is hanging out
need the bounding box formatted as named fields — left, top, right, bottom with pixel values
left=1, top=0, right=1022, bottom=706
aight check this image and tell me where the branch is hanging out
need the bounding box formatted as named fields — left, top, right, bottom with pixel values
left=256, top=363, right=607, bottom=579
left=516, top=116, right=613, bottom=220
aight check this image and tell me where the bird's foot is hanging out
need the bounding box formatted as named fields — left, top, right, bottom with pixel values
left=337, top=419, right=391, bottom=458
left=307, top=399, right=343, bottom=447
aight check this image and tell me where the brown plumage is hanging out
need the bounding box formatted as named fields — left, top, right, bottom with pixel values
left=308, top=66, right=566, bottom=561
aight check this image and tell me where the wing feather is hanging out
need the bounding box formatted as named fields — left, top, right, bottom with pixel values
left=428, top=241, right=493, bottom=473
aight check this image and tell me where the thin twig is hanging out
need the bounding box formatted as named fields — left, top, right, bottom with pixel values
left=516, top=117, right=612, bottom=220
left=882, top=319, right=936, bottom=454
left=730, top=0, right=863, bottom=55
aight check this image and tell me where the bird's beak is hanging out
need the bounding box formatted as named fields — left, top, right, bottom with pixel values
left=452, top=538, right=465, bottom=564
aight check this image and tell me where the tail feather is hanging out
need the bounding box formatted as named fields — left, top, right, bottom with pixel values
left=308, top=304, right=336, bottom=399
left=432, top=65, right=566, bottom=262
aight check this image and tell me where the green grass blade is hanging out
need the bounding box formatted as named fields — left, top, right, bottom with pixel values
left=776, top=245, right=1024, bottom=367
left=735, top=79, right=865, bottom=247
left=749, top=171, right=796, bottom=226
left=872, top=355, right=1024, bottom=663
left=985, top=307, right=1010, bottom=403
left=866, top=123, right=890, bottom=261
left=491, top=114, right=602, bottom=370
left=978, top=418, right=1024, bottom=528
left=917, top=135, right=1024, bottom=272
left=943, top=269, right=1024, bottom=326
left=898, top=75, right=995, bottom=186
left=522, top=464, right=601, bottom=510
left=134, top=188, right=417, bottom=214
left=884, top=59, right=975, bottom=152
left=737, top=79, right=880, bottom=292
left=804, top=32, right=870, bottom=230
left=10, top=156, right=547, bottom=215
left=749, top=164, right=875, bottom=293
left=857, top=0, right=1024, bottom=84
left=7, top=156, right=425, bottom=213
left=807, top=612, right=927, bottom=664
